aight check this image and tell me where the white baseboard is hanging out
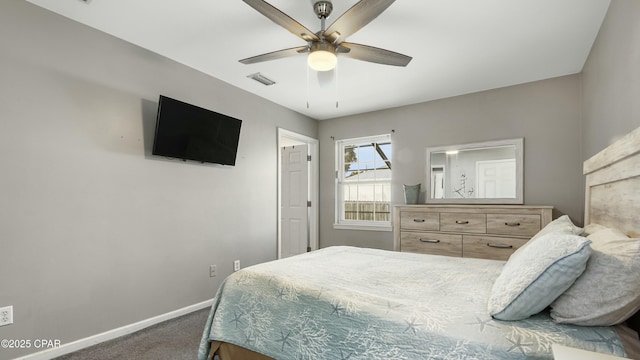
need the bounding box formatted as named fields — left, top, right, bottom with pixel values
left=14, top=299, right=214, bottom=360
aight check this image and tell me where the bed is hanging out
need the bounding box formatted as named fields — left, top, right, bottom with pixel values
left=198, top=126, right=640, bottom=360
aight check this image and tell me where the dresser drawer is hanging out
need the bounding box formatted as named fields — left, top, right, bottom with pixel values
left=400, top=232, right=462, bottom=257
left=463, top=235, right=528, bottom=261
left=487, top=214, right=541, bottom=237
left=393, top=205, right=552, bottom=260
left=440, top=212, right=486, bottom=233
left=400, top=211, right=439, bottom=231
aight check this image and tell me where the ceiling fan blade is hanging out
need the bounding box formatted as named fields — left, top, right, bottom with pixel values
left=243, top=0, right=319, bottom=42
left=323, top=0, right=395, bottom=44
left=339, top=42, right=412, bottom=67
left=239, top=46, right=309, bottom=65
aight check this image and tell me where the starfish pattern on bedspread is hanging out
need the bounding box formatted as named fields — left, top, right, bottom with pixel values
left=506, top=335, right=533, bottom=355
left=275, top=330, right=292, bottom=351
left=465, top=316, right=498, bottom=332
left=586, top=329, right=626, bottom=353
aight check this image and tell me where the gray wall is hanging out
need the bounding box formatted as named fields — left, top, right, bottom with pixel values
left=319, top=75, right=583, bottom=250
left=581, top=0, right=640, bottom=159
left=0, top=2, right=317, bottom=359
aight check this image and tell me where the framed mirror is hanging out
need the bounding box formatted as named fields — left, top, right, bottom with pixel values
left=426, top=138, right=523, bottom=204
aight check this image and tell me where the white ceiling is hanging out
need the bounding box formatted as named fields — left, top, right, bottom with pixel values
left=26, top=0, right=611, bottom=120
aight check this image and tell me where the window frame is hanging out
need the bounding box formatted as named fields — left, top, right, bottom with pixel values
left=334, top=134, right=392, bottom=231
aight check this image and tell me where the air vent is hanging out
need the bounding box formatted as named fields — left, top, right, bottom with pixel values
left=247, top=73, right=276, bottom=86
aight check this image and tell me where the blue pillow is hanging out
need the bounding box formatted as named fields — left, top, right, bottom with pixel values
left=488, top=232, right=591, bottom=320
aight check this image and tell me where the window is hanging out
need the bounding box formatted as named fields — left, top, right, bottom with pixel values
left=335, top=134, right=392, bottom=230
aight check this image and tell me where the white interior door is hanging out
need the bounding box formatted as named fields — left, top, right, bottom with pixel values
left=281, top=144, right=309, bottom=258
left=431, top=166, right=445, bottom=199
left=476, top=159, right=516, bottom=198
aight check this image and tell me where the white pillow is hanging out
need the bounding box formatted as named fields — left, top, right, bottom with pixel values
left=551, top=228, right=640, bottom=326
left=533, top=214, right=584, bottom=238
left=488, top=232, right=591, bottom=320
left=509, top=215, right=583, bottom=259
left=583, top=223, right=607, bottom=236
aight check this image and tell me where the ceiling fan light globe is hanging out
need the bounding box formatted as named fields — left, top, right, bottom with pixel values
left=308, top=49, right=337, bottom=71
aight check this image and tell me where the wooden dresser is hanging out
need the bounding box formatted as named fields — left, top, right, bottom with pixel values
left=393, top=205, right=553, bottom=260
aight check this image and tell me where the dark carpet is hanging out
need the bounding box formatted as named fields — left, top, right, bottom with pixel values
left=54, top=308, right=209, bottom=360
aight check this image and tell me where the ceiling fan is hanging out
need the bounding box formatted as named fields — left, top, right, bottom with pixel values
left=239, top=0, right=412, bottom=72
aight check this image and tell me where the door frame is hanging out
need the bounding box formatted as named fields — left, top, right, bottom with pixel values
left=277, top=128, right=319, bottom=259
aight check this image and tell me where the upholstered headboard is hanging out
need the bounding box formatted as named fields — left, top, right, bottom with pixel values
left=583, top=126, right=640, bottom=237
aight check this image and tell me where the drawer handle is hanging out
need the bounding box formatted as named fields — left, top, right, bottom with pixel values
left=487, top=243, right=513, bottom=249
left=455, top=220, right=469, bottom=224
left=413, top=219, right=425, bottom=223
left=505, top=222, right=521, bottom=227
left=420, top=238, right=441, bottom=244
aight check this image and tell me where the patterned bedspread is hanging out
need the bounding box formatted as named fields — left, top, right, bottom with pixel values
left=198, top=246, right=627, bottom=359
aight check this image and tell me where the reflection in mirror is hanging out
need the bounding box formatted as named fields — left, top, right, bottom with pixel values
left=426, top=138, right=523, bottom=204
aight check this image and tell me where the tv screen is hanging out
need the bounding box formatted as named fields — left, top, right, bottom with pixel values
left=152, top=95, right=242, bottom=166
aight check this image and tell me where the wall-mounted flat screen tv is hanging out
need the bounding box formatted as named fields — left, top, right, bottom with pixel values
left=152, top=95, right=242, bottom=166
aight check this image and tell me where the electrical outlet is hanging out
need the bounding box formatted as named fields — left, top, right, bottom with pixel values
left=0, top=306, right=13, bottom=327
left=233, top=260, right=240, bottom=272
left=209, top=265, right=217, bottom=277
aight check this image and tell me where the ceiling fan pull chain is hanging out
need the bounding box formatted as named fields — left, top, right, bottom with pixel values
left=335, top=62, right=339, bottom=108
left=306, top=61, right=310, bottom=108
